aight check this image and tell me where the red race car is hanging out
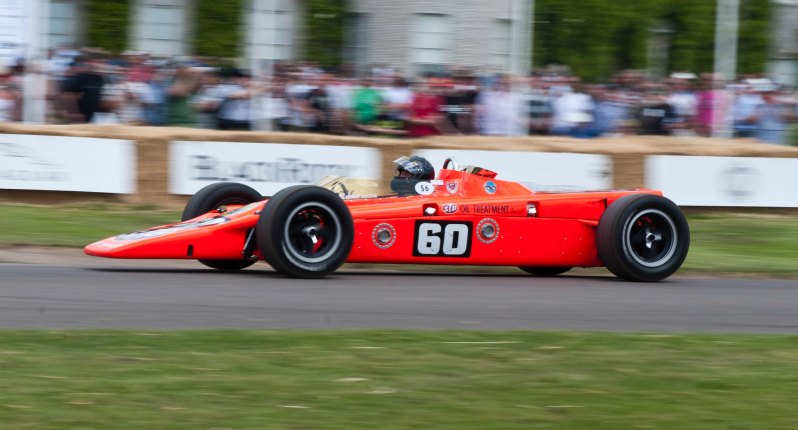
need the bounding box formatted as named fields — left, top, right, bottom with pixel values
left=85, top=156, right=690, bottom=281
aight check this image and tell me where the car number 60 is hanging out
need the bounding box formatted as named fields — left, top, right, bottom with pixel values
left=413, top=221, right=472, bottom=257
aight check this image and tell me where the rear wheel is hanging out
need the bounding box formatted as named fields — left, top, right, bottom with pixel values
left=182, top=182, right=263, bottom=271
left=596, top=194, right=689, bottom=282
left=518, top=266, right=572, bottom=276
left=257, top=185, right=354, bottom=278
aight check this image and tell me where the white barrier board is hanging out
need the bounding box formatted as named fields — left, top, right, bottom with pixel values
left=170, top=141, right=382, bottom=196
left=413, top=149, right=612, bottom=192
left=0, top=134, right=136, bottom=193
left=646, top=155, right=798, bottom=207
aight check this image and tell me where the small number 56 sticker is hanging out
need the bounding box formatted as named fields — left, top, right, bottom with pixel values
left=414, top=182, right=434, bottom=195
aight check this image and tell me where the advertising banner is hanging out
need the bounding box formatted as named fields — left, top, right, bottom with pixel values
left=0, top=134, right=136, bottom=193
left=646, top=155, right=798, bottom=207
left=169, top=141, right=382, bottom=195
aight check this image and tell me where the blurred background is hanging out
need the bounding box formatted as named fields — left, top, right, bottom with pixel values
left=1, top=0, right=798, bottom=143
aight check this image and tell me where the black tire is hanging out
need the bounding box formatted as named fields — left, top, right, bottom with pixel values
left=518, top=266, right=572, bottom=276
left=182, top=182, right=263, bottom=271
left=596, top=194, right=689, bottom=282
left=257, top=185, right=354, bottom=278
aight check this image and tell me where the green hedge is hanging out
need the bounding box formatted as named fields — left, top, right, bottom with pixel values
left=736, top=0, right=770, bottom=75
left=195, top=0, right=245, bottom=58
left=85, top=0, right=131, bottom=53
left=303, top=0, right=348, bottom=68
left=533, top=0, right=770, bottom=81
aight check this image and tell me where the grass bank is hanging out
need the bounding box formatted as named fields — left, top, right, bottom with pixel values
left=1, top=204, right=797, bottom=276
left=1, top=330, right=797, bottom=429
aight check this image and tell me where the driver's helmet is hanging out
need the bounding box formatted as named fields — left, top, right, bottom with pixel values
left=390, top=156, right=435, bottom=195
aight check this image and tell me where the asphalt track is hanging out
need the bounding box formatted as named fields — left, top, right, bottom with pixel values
left=2, top=250, right=797, bottom=333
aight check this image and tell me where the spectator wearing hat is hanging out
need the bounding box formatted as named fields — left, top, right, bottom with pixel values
left=0, top=81, right=17, bottom=122
left=441, top=74, right=478, bottom=134
left=527, top=76, right=554, bottom=135
left=166, top=65, right=201, bottom=127
left=695, top=73, right=732, bottom=137
left=754, top=88, right=796, bottom=145
left=213, top=68, right=254, bottom=130
left=193, top=69, right=224, bottom=129
left=283, top=72, right=315, bottom=131
left=140, top=66, right=170, bottom=126
left=666, top=76, right=697, bottom=135
left=105, top=62, right=151, bottom=125
left=94, top=63, right=126, bottom=124
left=61, top=55, right=106, bottom=123
left=732, top=82, right=765, bottom=138
left=637, top=85, right=678, bottom=135
left=122, top=51, right=154, bottom=83
left=304, top=73, right=334, bottom=133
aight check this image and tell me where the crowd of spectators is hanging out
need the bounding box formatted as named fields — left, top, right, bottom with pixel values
left=2, top=47, right=798, bottom=145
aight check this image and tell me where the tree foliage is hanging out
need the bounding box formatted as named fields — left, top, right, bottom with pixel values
left=303, top=0, right=348, bottom=68
left=533, top=0, right=770, bottom=81
left=736, top=0, right=770, bottom=75
left=85, top=0, right=131, bottom=53
left=195, top=0, right=245, bottom=58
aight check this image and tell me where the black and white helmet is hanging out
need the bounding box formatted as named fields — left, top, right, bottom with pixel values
left=390, top=156, right=435, bottom=195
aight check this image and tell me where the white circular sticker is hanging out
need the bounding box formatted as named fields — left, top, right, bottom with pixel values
left=414, top=181, right=434, bottom=195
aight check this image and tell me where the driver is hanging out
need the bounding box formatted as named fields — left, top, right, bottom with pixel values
left=390, top=156, right=435, bottom=195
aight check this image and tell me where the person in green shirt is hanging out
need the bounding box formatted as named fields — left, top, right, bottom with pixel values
left=352, top=79, right=382, bottom=125
left=166, top=65, right=201, bottom=127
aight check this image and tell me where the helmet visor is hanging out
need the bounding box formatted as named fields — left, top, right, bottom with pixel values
left=393, top=156, right=426, bottom=176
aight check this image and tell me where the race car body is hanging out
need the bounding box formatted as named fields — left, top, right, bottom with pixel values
left=85, top=158, right=690, bottom=281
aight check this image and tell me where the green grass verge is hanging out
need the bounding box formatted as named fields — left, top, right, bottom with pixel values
left=683, top=214, right=798, bottom=275
left=1, top=204, right=797, bottom=276
left=0, top=204, right=181, bottom=248
left=1, top=330, right=797, bottom=429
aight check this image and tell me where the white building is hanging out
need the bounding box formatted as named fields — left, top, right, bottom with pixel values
left=20, top=0, right=531, bottom=77
left=769, top=0, right=798, bottom=86
left=7, top=0, right=797, bottom=84
left=345, top=0, right=532, bottom=76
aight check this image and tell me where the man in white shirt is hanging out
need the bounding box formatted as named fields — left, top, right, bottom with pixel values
left=550, top=82, right=595, bottom=136
left=476, top=76, right=527, bottom=136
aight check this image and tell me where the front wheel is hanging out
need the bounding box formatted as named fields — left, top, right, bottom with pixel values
left=257, top=185, right=354, bottom=278
left=182, top=182, right=263, bottom=271
left=596, top=194, right=689, bottom=282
